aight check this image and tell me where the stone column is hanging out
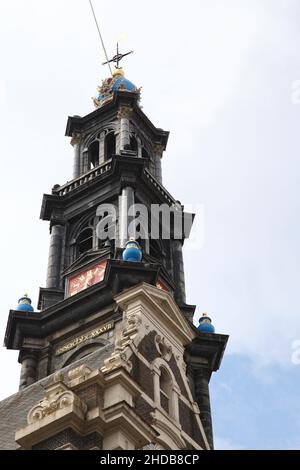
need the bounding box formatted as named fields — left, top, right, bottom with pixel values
left=46, top=223, right=64, bottom=289
left=153, top=144, right=163, bottom=184
left=82, top=148, right=89, bottom=174
left=99, top=131, right=106, bottom=164
left=171, top=386, right=180, bottom=422
left=172, top=240, right=186, bottom=305
left=118, top=107, right=132, bottom=151
left=19, top=351, right=38, bottom=390
left=137, top=136, right=142, bottom=158
left=118, top=186, right=135, bottom=248
left=193, top=367, right=213, bottom=449
left=71, top=133, right=81, bottom=179
left=152, top=366, right=161, bottom=405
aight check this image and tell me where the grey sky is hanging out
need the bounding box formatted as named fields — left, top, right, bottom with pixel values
left=0, top=0, right=299, bottom=448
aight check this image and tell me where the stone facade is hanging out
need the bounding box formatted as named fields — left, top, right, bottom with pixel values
left=9, top=284, right=213, bottom=450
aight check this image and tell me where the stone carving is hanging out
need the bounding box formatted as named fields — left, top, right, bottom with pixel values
left=101, top=310, right=142, bottom=374
left=55, top=322, right=114, bottom=357
left=52, top=371, right=64, bottom=383
left=101, top=349, right=132, bottom=375
left=153, top=143, right=164, bottom=156
left=117, top=107, right=133, bottom=120
left=113, top=311, right=142, bottom=353
left=27, top=379, right=87, bottom=425
left=68, top=364, right=93, bottom=383
left=127, top=310, right=142, bottom=330
left=71, top=133, right=81, bottom=146
left=93, top=76, right=141, bottom=109
left=101, top=329, right=133, bottom=374
left=143, top=442, right=165, bottom=450
left=155, top=335, right=172, bottom=361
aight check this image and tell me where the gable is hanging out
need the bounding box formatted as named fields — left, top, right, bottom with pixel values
left=114, top=282, right=194, bottom=347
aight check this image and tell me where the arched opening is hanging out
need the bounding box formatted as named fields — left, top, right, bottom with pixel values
left=89, top=140, right=99, bottom=168
left=96, top=211, right=110, bottom=246
left=130, top=135, right=138, bottom=153
left=160, top=367, right=173, bottom=415
left=142, top=147, right=151, bottom=169
left=63, top=342, right=105, bottom=367
left=104, top=131, right=116, bottom=160
left=77, top=227, right=93, bottom=256
left=142, top=147, right=149, bottom=159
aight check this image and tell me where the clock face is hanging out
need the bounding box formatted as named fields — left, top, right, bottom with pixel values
left=68, top=260, right=107, bottom=297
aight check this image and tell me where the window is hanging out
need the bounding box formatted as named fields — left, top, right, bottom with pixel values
left=89, top=140, right=100, bottom=168
left=153, top=360, right=179, bottom=422
left=104, top=131, right=116, bottom=160
left=96, top=211, right=111, bottom=246
left=77, top=228, right=93, bottom=255
left=160, top=367, right=172, bottom=415
left=130, top=135, right=138, bottom=153
left=142, top=147, right=149, bottom=159
left=142, top=147, right=151, bottom=169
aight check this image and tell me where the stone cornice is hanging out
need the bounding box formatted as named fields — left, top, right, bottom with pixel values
left=4, top=262, right=165, bottom=350
left=184, top=333, right=229, bottom=377
left=65, top=91, right=169, bottom=151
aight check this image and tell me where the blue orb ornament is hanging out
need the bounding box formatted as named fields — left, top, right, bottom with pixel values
left=198, top=313, right=215, bottom=334
left=93, top=68, right=140, bottom=109
left=111, top=76, right=136, bottom=93
left=122, top=239, right=142, bottom=263
left=16, top=294, right=34, bottom=312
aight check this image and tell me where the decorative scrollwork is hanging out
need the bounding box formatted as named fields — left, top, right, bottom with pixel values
left=27, top=380, right=87, bottom=425
left=100, top=309, right=141, bottom=374
left=155, top=335, right=172, bottom=361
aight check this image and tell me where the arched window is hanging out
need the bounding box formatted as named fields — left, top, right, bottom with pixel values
left=104, top=131, right=116, bottom=160
left=142, top=147, right=149, bottom=159
left=142, top=147, right=151, bottom=169
left=160, top=367, right=173, bottom=415
left=89, top=140, right=100, bottom=168
left=77, top=227, right=93, bottom=256
left=130, top=135, right=138, bottom=153
left=63, top=343, right=105, bottom=367
left=96, top=210, right=110, bottom=247
left=153, top=359, right=180, bottom=422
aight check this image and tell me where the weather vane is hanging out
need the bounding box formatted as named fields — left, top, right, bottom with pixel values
left=102, top=43, right=133, bottom=69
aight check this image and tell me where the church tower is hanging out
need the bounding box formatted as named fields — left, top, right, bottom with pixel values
left=1, top=56, right=228, bottom=450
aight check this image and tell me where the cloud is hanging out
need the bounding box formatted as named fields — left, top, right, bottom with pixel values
left=214, top=437, right=244, bottom=450
left=0, top=80, right=6, bottom=105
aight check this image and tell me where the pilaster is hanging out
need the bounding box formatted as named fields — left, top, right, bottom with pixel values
left=118, top=107, right=133, bottom=151
left=70, top=133, right=81, bottom=179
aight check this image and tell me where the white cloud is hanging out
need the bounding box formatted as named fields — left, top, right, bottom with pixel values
left=0, top=80, right=6, bottom=104
left=214, top=437, right=244, bottom=450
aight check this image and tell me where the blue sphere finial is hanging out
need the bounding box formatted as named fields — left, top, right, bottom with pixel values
left=16, top=294, right=34, bottom=312
left=198, top=313, right=215, bottom=334
left=122, top=238, right=142, bottom=263
left=93, top=68, right=141, bottom=109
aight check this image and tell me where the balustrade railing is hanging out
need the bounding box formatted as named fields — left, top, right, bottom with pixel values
left=144, top=169, right=176, bottom=205
left=53, top=160, right=112, bottom=196
left=53, top=160, right=175, bottom=206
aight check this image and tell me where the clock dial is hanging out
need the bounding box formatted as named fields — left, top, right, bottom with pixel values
left=68, top=260, right=107, bottom=296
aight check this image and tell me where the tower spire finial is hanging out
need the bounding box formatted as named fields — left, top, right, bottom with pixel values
left=102, top=42, right=133, bottom=70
